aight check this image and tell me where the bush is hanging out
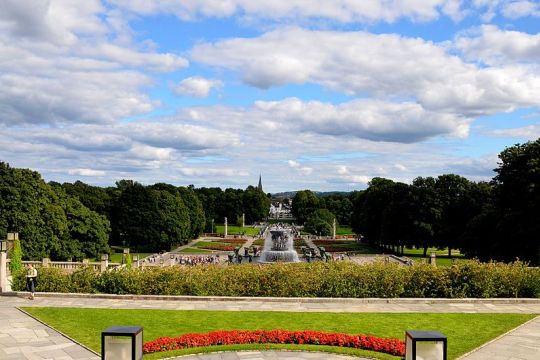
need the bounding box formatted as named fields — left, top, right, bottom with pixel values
left=16, top=261, right=540, bottom=298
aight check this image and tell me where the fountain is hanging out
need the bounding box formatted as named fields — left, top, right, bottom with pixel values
left=259, top=225, right=300, bottom=263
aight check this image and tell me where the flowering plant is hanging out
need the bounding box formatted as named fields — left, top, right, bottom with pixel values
left=143, top=329, right=405, bottom=356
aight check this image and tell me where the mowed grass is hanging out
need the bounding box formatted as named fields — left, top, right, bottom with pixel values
left=89, top=253, right=153, bottom=263
left=215, top=225, right=260, bottom=236
left=178, top=247, right=213, bottom=254
left=402, top=247, right=466, bottom=267
left=336, top=226, right=355, bottom=235
left=21, top=308, right=534, bottom=360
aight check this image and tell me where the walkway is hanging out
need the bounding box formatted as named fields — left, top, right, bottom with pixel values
left=0, top=294, right=538, bottom=359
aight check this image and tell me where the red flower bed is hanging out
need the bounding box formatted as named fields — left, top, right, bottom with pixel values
left=143, top=329, right=405, bottom=356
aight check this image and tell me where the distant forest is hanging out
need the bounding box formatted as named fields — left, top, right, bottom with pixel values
left=1, top=138, right=539, bottom=265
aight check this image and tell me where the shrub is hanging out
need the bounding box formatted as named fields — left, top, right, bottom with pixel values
left=19, top=261, right=540, bottom=298
left=9, top=239, right=23, bottom=273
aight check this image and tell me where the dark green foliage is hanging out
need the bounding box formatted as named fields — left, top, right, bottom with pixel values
left=0, top=162, right=108, bottom=260
left=178, top=186, right=206, bottom=239
left=492, top=139, right=540, bottom=265
left=242, top=186, right=271, bottom=224
left=59, top=180, right=113, bottom=217
left=15, top=261, right=539, bottom=298
left=305, top=209, right=336, bottom=236
left=291, top=190, right=319, bottom=223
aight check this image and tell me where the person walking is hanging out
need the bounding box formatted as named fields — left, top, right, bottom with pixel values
left=26, top=264, right=38, bottom=300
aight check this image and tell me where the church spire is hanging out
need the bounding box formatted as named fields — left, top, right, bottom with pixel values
left=257, top=174, right=263, bottom=192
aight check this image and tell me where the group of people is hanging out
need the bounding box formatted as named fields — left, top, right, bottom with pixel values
left=173, top=255, right=221, bottom=265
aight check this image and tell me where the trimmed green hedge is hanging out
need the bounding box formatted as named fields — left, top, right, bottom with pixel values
left=13, top=261, right=540, bottom=298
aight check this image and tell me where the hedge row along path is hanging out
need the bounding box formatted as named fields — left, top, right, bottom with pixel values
left=1, top=293, right=539, bottom=359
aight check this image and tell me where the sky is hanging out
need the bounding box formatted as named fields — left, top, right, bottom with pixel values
left=1, top=0, right=540, bottom=193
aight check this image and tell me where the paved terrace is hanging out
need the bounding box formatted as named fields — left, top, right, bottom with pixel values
left=0, top=293, right=539, bottom=359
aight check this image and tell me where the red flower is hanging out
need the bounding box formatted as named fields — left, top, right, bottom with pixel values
left=143, top=329, right=405, bottom=356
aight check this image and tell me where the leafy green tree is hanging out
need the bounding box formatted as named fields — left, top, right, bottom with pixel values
left=304, top=209, right=336, bottom=236
left=178, top=186, right=206, bottom=239
left=112, top=181, right=160, bottom=250
left=351, top=178, right=394, bottom=246
left=434, top=174, right=474, bottom=257
left=0, top=162, right=67, bottom=259
left=493, top=138, right=540, bottom=265
left=320, top=194, right=353, bottom=225
left=411, top=177, right=440, bottom=256
left=154, top=189, right=191, bottom=249
left=291, top=190, right=319, bottom=223
left=242, top=185, right=271, bottom=224
left=59, top=180, right=112, bottom=217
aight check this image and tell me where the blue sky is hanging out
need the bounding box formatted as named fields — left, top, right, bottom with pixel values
left=1, top=0, right=540, bottom=192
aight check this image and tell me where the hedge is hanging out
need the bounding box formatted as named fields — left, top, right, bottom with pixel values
left=12, top=260, right=540, bottom=298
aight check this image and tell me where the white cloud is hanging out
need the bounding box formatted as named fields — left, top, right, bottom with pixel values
left=287, top=160, right=300, bottom=168
left=110, top=0, right=459, bottom=24
left=192, top=28, right=540, bottom=117
left=501, top=0, right=540, bottom=18
left=68, top=168, right=106, bottom=176
left=0, top=0, right=187, bottom=126
left=189, top=97, right=470, bottom=143
left=455, top=25, right=540, bottom=65
left=172, top=76, right=223, bottom=97
left=490, top=123, right=540, bottom=139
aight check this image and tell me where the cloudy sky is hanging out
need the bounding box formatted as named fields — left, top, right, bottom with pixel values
left=1, top=0, right=540, bottom=192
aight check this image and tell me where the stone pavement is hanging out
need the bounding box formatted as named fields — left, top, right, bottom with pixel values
left=0, top=293, right=539, bottom=359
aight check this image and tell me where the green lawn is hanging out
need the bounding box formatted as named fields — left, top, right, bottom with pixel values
left=215, top=225, right=260, bottom=236
left=178, top=247, right=213, bottom=254
left=22, top=308, right=534, bottom=360
left=336, top=226, right=355, bottom=235
left=402, top=247, right=466, bottom=267
left=89, top=253, right=153, bottom=263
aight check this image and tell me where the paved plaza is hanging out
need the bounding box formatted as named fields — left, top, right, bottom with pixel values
left=0, top=293, right=538, bottom=359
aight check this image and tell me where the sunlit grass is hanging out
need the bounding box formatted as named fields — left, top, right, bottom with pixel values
left=22, top=308, right=534, bottom=360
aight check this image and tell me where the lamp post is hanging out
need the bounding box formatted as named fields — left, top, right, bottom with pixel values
left=405, top=330, right=447, bottom=360
left=101, top=326, right=143, bottom=360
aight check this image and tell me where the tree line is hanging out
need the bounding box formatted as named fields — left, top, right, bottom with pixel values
left=1, top=138, right=538, bottom=264
left=0, top=164, right=270, bottom=260
left=291, top=139, right=540, bottom=265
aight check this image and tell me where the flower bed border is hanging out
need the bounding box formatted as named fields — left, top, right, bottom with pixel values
left=143, top=329, right=405, bottom=356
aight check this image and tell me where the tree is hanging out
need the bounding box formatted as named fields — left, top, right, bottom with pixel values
left=411, top=177, right=440, bottom=256
left=0, top=162, right=67, bottom=260
left=242, top=185, right=271, bottom=224
left=153, top=189, right=191, bottom=249
left=112, top=181, right=160, bottom=250
left=291, top=190, right=319, bottom=223
left=351, top=178, right=395, bottom=246
left=492, top=139, right=540, bottom=265
left=304, top=209, right=336, bottom=236
left=434, top=174, right=474, bottom=256
left=178, top=186, right=206, bottom=239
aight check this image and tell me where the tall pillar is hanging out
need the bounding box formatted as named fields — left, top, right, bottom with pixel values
left=0, top=252, right=7, bottom=293
left=332, top=218, right=336, bottom=239
left=242, top=213, right=245, bottom=228
left=100, top=254, right=109, bottom=273
left=224, top=217, right=228, bottom=237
